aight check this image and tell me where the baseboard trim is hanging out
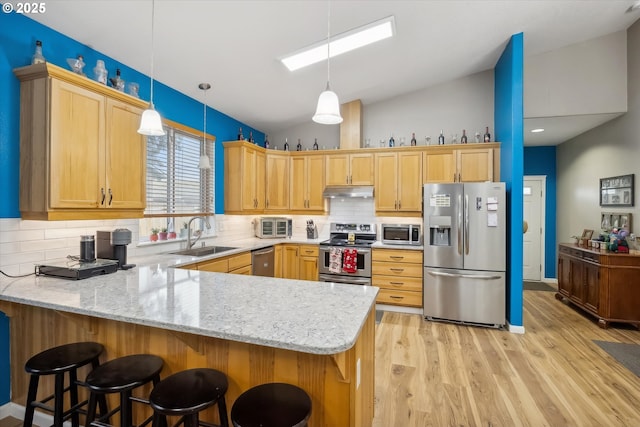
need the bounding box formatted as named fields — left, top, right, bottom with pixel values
left=507, top=322, right=526, bottom=334
left=0, top=402, right=72, bottom=427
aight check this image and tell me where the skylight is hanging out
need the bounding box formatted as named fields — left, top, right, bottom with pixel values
left=281, top=16, right=395, bottom=71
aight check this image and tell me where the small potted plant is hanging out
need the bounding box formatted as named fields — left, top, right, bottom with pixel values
left=180, top=222, right=189, bottom=239
left=158, top=227, right=168, bottom=240
left=168, top=226, right=177, bottom=239
left=150, top=228, right=159, bottom=242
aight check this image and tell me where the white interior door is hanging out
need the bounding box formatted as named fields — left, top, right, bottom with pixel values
left=523, top=177, right=545, bottom=281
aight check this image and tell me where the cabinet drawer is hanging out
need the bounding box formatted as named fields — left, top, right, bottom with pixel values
left=228, top=252, right=251, bottom=270
left=373, top=275, right=422, bottom=292
left=376, top=289, right=422, bottom=307
left=372, top=263, right=423, bottom=278
left=373, top=249, right=422, bottom=264
left=197, top=259, right=228, bottom=272
left=299, top=245, right=319, bottom=257
left=229, top=264, right=252, bottom=275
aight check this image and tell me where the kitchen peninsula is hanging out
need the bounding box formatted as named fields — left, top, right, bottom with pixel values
left=0, top=254, right=377, bottom=427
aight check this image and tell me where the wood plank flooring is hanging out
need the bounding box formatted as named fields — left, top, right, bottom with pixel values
left=373, top=290, right=640, bottom=427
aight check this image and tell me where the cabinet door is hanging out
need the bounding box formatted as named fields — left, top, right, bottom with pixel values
left=265, top=153, right=289, bottom=210
left=290, top=156, right=307, bottom=210
left=423, top=150, right=456, bottom=183
left=299, top=256, right=318, bottom=281
left=306, top=155, right=325, bottom=211
left=397, top=152, right=422, bottom=211
left=274, top=245, right=283, bottom=278
left=374, top=153, right=398, bottom=211
left=325, top=154, right=349, bottom=186
left=557, top=255, right=571, bottom=297
left=105, top=99, right=146, bottom=209
left=49, top=79, right=105, bottom=208
left=282, top=245, right=299, bottom=279
left=458, top=148, right=493, bottom=182
left=349, top=153, right=374, bottom=185
left=241, top=148, right=258, bottom=210
left=584, top=262, right=599, bottom=313
left=569, top=258, right=584, bottom=303
left=255, top=150, right=266, bottom=210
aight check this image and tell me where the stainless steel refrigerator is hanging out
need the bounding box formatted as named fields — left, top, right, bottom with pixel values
left=423, top=182, right=506, bottom=327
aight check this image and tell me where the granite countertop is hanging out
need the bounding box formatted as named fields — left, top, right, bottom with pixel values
left=0, top=239, right=378, bottom=355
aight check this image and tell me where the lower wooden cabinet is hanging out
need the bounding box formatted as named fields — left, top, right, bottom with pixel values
left=179, top=251, right=252, bottom=275
left=299, top=245, right=319, bottom=281
left=556, top=243, right=640, bottom=328
left=372, top=248, right=423, bottom=308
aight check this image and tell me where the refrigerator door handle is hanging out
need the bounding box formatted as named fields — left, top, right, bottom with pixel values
left=457, top=194, right=463, bottom=255
left=464, top=194, right=470, bottom=255
left=427, top=271, right=502, bottom=280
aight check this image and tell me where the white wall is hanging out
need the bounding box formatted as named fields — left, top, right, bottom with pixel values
left=525, top=31, right=627, bottom=118
left=269, top=70, right=494, bottom=149
left=556, top=21, right=639, bottom=246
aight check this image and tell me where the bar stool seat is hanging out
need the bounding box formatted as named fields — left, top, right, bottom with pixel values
left=23, top=342, right=105, bottom=427
left=149, top=368, right=229, bottom=427
left=230, top=383, right=311, bottom=427
left=85, top=354, right=164, bottom=427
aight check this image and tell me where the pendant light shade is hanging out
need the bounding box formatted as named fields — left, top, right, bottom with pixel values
left=313, top=83, right=343, bottom=124
left=138, top=0, right=165, bottom=136
left=198, top=83, right=212, bottom=170
left=312, top=0, right=342, bottom=125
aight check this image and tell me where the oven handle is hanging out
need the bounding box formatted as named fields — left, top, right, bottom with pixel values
left=318, top=274, right=371, bottom=286
left=319, top=247, right=371, bottom=254
left=426, top=271, right=502, bottom=280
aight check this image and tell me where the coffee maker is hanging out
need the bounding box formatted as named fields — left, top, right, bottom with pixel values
left=97, top=229, right=135, bottom=270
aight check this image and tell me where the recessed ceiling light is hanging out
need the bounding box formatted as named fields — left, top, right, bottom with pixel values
left=280, top=16, right=395, bottom=71
left=531, top=128, right=545, bottom=133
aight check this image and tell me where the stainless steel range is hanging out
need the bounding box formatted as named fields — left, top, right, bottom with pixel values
left=318, top=223, right=376, bottom=286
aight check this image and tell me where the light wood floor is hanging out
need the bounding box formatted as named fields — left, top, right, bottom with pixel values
left=373, top=290, right=640, bottom=427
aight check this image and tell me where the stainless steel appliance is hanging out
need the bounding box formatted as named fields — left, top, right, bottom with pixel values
left=381, top=224, right=422, bottom=245
left=255, top=217, right=292, bottom=239
left=318, top=223, right=376, bottom=286
left=96, top=229, right=135, bottom=270
left=423, top=182, right=506, bottom=327
left=252, top=246, right=275, bottom=277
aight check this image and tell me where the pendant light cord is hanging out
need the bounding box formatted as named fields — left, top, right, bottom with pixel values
left=326, top=0, right=331, bottom=87
left=150, top=0, right=155, bottom=107
left=203, top=89, right=207, bottom=155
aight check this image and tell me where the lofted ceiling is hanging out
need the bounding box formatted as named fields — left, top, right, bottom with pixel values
left=27, top=0, right=640, bottom=146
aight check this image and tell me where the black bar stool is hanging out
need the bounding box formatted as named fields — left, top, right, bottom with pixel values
left=85, top=354, right=164, bottom=427
left=149, top=368, right=229, bottom=427
left=230, top=383, right=311, bottom=427
left=23, top=341, right=105, bottom=427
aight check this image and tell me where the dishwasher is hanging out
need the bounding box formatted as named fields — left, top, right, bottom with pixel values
left=252, top=246, right=275, bottom=277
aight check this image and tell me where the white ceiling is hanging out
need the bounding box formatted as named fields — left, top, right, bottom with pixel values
left=28, top=0, right=640, bottom=146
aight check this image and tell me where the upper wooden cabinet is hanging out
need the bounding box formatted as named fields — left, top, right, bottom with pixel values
left=14, top=63, right=147, bottom=220
left=265, top=152, right=289, bottom=211
left=325, top=152, right=374, bottom=186
left=224, top=141, right=266, bottom=213
left=290, top=153, right=325, bottom=212
left=375, top=151, right=422, bottom=214
left=423, top=144, right=498, bottom=183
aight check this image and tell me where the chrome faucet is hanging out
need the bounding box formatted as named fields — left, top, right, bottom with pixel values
left=187, top=216, right=211, bottom=248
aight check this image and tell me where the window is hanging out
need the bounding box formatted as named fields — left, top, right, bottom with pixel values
left=141, top=124, right=214, bottom=241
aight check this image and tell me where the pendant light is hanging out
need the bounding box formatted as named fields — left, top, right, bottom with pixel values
left=198, top=83, right=212, bottom=169
left=312, top=0, right=343, bottom=125
left=138, top=0, right=166, bottom=136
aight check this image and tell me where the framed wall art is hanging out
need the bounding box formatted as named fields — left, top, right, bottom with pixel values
left=600, top=174, right=634, bottom=207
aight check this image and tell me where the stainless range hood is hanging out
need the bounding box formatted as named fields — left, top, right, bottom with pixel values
left=322, top=185, right=374, bottom=199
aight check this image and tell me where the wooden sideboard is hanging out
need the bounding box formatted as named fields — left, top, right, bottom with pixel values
left=556, top=243, right=640, bottom=328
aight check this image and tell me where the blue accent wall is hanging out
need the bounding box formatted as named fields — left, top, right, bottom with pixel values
left=524, top=146, right=557, bottom=279
left=0, top=11, right=265, bottom=404
left=0, top=11, right=264, bottom=218
left=495, top=33, right=524, bottom=327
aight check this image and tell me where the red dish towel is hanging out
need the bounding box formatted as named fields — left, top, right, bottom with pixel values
left=342, top=249, right=358, bottom=273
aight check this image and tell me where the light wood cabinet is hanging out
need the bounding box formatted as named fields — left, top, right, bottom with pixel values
left=374, top=151, right=422, bottom=214
left=179, top=251, right=252, bottom=275
left=274, top=245, right=283, bottom=278
left=325, top=152, right=374, bottom=186
left=14, top=62, right=147, bottom=220
left=299, top=245, right=319, bottom=281
left=423, top=144, right=496, bottom=183
left=265, top=152, right=289, bottom=211
left=224, top=141, right=266, bottom=213
left=373, top=248, right=423, bottom=308
left=282, top=244, right=300, bottom=279
left=556, top=243, right=640, bottom=328
left=290, top=154, right=325, bottom=212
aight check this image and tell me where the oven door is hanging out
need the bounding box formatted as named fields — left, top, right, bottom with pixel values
left=318, top=246, right=371, bottom=277
left=319, top=274, right=371, bottom=286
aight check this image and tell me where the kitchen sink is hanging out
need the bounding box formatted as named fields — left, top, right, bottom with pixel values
left=170, top=246, right=238, bottom=257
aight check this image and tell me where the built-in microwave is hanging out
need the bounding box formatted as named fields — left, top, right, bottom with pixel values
left=255, top=217, right=292, bottom=239
left=381, top=224, right=422, bottom=245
